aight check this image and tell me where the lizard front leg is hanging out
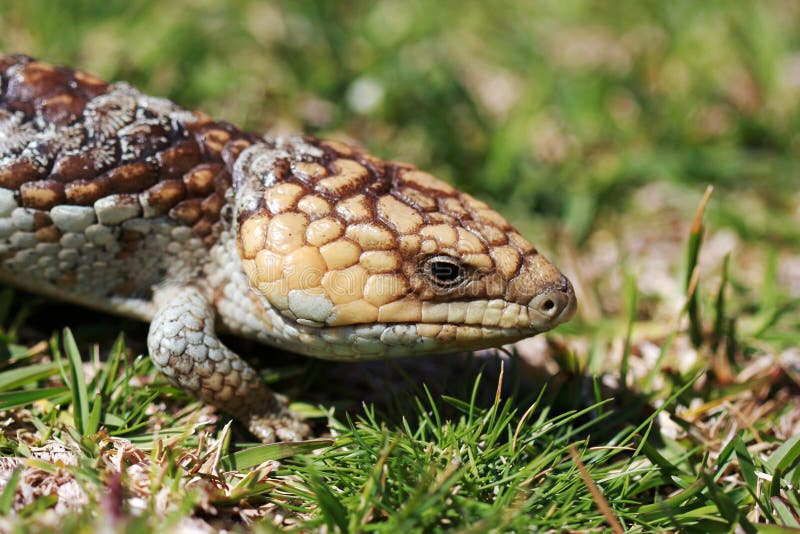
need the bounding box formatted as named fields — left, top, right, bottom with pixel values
left=147, top=284, right=309, bottom=442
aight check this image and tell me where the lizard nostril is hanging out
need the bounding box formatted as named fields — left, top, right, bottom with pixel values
left=528, top=276, right=577, bottom=324
left=530, top=291, right=567, bottom=318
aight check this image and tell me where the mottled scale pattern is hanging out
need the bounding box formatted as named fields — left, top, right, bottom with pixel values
left=0, top=54, right=260, bottom=314
left=0, top=55, right=576, bottom=441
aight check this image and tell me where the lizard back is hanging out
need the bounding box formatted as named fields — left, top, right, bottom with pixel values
left=0, top=54, right=254, bottom=319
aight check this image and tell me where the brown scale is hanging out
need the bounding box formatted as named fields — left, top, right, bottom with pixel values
left=32, top=210, right=61, bottom=243
left=2, top=57, right=107, bottom=120
left=117, top=229, right=144, bottom=260
left=266, top=136, right=517, bottom=256
left=0, top=54, right=257, bottom=245
left=142, top=179, right=186, bottom=216
left=64, top=177, right=111, bottom=205
left=34, top=225, right=61, bottom=243
left=0, top=160, right=41, bottom=190
left=105, top=161, right=158, bottom=194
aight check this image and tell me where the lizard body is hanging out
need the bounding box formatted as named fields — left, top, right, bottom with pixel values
left=0, top=55, right=576, bottom=441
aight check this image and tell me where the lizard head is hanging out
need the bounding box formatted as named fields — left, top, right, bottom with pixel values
left=232, top=137, right=576, bottom=359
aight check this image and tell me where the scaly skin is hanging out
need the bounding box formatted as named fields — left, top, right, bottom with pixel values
left=0, top=55, right=576, bottom=441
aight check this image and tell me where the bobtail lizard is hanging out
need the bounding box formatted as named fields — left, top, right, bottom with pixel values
left=0, top=55, right=576, bottom=441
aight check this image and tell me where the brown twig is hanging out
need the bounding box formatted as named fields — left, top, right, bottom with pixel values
left=568, top=445, right=624, bottom=534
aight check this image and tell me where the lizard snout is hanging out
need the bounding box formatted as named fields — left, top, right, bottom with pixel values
left=528, top=275, right=577, bottom=327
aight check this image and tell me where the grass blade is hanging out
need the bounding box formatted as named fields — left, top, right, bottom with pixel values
left=685, top=185, right=713, bottom=347
left=772, top=497, right=800, bottom=527
left=62, top=329, right=90, bottom=435
left=87, top=392, right=103, bottom=435
left=767, top=434, right=800, bottom=474
left=733, top=436, right=760, bottom=497
left=0, top=387, right=69, bottom=410
left=221, top=439, right=334, bottom=471
left=620, top=274, right=638, bottom=385
left=0, top=362, right=59, bottom=391
left=97, top=333, right=125, bottom=399
left=711, top=253, right=731, bottom=352
left=309, top=472, right=349, bottom=533
left=0, top=467, right=21, bottom=514
left=701, top=471, right=755, bottom=533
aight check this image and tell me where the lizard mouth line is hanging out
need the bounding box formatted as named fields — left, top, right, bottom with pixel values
left=286, top=317, right=538, bottom=335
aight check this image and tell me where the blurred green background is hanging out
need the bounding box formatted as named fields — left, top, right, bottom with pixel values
left=1, top=0, right=798, bottom=246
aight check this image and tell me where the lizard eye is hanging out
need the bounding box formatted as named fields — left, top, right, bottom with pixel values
left=423, top=256, right=466, bottom=288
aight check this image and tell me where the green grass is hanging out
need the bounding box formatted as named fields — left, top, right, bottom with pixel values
left=1, top=0, right=800, bottom=531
